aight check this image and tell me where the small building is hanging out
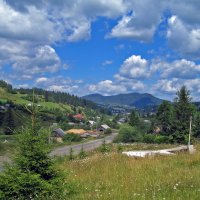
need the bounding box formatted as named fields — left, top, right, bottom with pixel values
left=73, top=113, right=84, bottom=121
left=118, top=118, right=126, bottom=123
left=0, top=105, right=6, bottom=112
left=68, top=122, right=75, bottom=125
left=52, top=128, right=65, bottom=143
left=143, top=119, right=150, bottom=123
left=87, top=120, right=96, bottom=127
left=154, top=126, right=162, bottom=134
left=98, top=124, right=110, bottom=132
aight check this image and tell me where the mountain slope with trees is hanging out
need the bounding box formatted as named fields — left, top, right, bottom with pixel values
left=83, top=93, right=164, bottom=108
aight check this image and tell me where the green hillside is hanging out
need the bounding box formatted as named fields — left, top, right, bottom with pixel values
left=0, top=80, right=107, bottom=135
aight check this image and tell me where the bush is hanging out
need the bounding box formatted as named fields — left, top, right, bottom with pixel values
left=154, top=135, right=170, bottom=144
left=79, top=146, right=87, bottom=159
left=143, top=134, right=156, bottom=143
left=105, top=128, right=112, bottom=134
left=100, top=139, right=110, bottom=154
left=63, top=133, right=82, bottom=142
left=59, top=122, right=73, bottom=131
left=115, top=124, right=143, bottom=143
left=143, top=134, right=170, bottom=144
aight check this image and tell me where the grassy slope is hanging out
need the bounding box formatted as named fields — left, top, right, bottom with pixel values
left=0, top=88, right=72, bottom=112
left=60, top=144, right=200, bottom=200
left=0, top=135, right=17, bottom=156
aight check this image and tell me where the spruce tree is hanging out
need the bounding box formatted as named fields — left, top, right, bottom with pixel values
left=44, top=91, right=49, bottom=102
left=129, top=110, right=140, bottom=127
left=173, top=86, right=196, bottom=143
left=156, top=100, right=174, bottom=135
left=0, top=98, right=71, bottom=199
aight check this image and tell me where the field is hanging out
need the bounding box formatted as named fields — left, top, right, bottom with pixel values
left=60, top=144, right=200, bottom=200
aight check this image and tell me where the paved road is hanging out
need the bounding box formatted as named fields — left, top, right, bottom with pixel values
left=0, top=133, right=117, bottom=171
left=50, top=132, right=118, bottom=157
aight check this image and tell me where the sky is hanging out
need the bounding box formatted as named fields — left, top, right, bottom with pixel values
left=1, top=0, right=200, bottom=100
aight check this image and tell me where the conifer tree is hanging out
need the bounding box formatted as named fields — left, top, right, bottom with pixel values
left=129, top=110, right=140, bottom=127
left=173, top=86, right=196, bottom=143
left=0, top=94, right=71, bottom=199
left=156, top=100, right=174, bottom=135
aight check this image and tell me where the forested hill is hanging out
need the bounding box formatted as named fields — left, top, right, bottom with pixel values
left=16, top=88, right=97, bottom=109
left=0, top=80, right=97, bottom=110
left=83, top=93, right=164, bottom=108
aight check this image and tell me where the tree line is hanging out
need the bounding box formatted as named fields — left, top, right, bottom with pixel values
left=116, top=86, right=200, bottom=144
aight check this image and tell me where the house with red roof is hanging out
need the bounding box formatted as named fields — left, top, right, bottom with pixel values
left=73, top=113, right=84, bottom=121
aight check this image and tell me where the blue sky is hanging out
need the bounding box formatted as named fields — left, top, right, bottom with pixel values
left=1, top=0, right=200, bottom=100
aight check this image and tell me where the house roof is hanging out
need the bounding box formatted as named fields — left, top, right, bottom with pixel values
left=73, top=114, right=84, bottom=120
left=65, top=129, right=86, bottom=135
left=88, top=120, right=96, bottom=125
left=100, top=124, right=110, bottom=130
left=53, top=128, right=65, bottom=137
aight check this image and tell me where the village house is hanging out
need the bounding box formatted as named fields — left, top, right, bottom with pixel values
left=52, top=128, right=65, bottom=143
left=73, top=113, right=84, bottom=121
left=0, top=105, right=6, bottom=112
left=98, top=124, right=110, bottom=132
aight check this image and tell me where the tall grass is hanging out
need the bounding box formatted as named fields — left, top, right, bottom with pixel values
left=60, top=144, right=200, bottom=200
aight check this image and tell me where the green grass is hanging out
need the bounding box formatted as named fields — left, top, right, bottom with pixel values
left=60, top=144, right=200, bottom=200
left=0, top=88, right=73, bottom=112
left=0, top=135, right=17, bottom=156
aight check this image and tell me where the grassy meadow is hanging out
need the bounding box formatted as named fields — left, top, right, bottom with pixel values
left=59, top=144, right=200, bottom=200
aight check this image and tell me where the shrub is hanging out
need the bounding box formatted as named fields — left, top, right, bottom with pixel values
left=116, top=124, right=143, bottom=143
left=105, top=128, right=112, bottom=134
left=100, top=139, right=110, bottom=154
left=117, top=144, right=123, bottom=152
left=63, top=133, right=82, bottom=142
left=154, top=135, right=170, bottom=144
left=143, top=134, right=170, bottom=144
left=79, top=146, right=87, bottom=159
left=69, top=148, right=74, bottom=161
left=143, top=134, right=156, bottom=144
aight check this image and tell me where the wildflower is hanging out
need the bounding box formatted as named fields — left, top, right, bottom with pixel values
left=173, top=186, right=177, bottom=190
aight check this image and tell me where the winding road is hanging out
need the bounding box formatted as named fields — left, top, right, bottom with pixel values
left=0, top=133, right=117, bottom=171
left=50, top=132, right=118, bottom=157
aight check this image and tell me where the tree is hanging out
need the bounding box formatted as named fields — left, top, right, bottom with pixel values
left=156, top=101, right=174, bottom=135
left=129, top=110, right=140, bottom=127
left=44, top=91, right=49, bottom=102
left=193, top=112, right=200, bottom=138
left=0, top=100, right=71, bottom=199
left=173, top=86, right=196, bottom=143
left=116, top=124, right=142, bottom=143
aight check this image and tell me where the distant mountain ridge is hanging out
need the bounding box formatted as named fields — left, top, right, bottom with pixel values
left=83, top=93, right=164, bottom=108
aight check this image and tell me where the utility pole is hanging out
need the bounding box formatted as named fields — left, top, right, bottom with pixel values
left=188, top=116, right=192, bottom=148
